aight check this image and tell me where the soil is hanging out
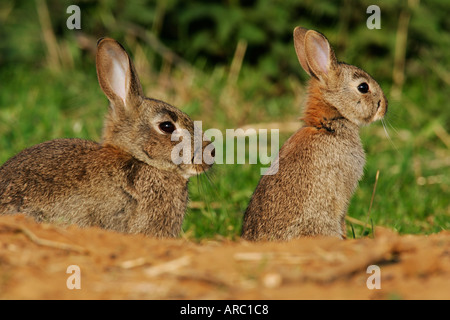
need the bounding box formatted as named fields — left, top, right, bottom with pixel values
left=0, top=214, right=449, bottom=300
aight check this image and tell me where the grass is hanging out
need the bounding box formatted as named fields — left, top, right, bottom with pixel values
left=0, top=41, right=449, bottom=240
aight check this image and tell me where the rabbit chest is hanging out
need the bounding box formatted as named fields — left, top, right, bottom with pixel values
left=283, top=125, right=366, bottom=211
left=242, top=125, right=366, bottom=240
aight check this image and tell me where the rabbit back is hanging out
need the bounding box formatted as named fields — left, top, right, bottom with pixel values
left=0, top=138, right=189, bottom=237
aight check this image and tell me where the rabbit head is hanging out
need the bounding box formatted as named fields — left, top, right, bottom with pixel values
left=96, top=38, right=213, bottom=179
left=293, top=27, right=387, bottom=127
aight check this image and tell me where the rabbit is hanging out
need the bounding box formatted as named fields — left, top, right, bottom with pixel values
left=0, top=38, right=214, bottom=238
left=241, top=27, right=388, bottom=241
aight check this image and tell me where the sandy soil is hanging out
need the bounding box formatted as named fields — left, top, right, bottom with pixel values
left=0, top=214, right=448, bottom=300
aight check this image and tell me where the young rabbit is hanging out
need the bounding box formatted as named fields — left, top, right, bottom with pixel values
left=241, top=27, right=387, bottom=241
left=0, top=38, right=214, bottom=238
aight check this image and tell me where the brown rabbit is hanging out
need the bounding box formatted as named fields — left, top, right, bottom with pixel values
left=241, top=27, right=387, bottom=241
left=0, top=38, right=214, bottom=238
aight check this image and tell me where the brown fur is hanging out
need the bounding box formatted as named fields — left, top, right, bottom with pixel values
left=241, top=27, right=387, bottom=241
left=0, top=38, right=214, bottom=238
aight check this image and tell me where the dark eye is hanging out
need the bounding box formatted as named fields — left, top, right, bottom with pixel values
left=357, top=82, right=369, bottom=94
left=159, top=121, right=176, bottom=134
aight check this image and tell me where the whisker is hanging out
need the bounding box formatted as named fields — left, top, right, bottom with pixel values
left=386, top=117, right=399, bottom=135
left=196, top=169, right=215, bottom=222
left=202, top=168, right=220, bottom=201
left=381, top=118, right=399, bottom=153
left=196, top=169, right=201, bottom=194
left=192, top=143, right=203, bottom=165
left=202, top=167, right=221, bottom=205
left=202, top=169, right=214, bottom=188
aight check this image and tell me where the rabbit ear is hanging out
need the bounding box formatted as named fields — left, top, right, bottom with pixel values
left=96, top=38, right=143, bottom=112
left=304, top=30, right=338, bottom=80
left=293, top=27, right=313, bottom=76
left=294, top=27, right=338, bottom=80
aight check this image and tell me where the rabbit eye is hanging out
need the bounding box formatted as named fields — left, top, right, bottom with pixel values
left=357, top=82, right=369, bottom=94
left=159, top=121, right=176, bottom=134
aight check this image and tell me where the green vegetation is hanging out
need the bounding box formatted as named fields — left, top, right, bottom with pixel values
left=0, top=0, right=448, bottom=239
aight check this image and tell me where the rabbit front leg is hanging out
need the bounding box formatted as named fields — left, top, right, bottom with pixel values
left=125, top=166, right=189, bottom=238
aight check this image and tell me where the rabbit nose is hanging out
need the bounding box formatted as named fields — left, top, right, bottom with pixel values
left=377, top=98, right=387, bottom=113
left=378, top=97, right=388, bottom=114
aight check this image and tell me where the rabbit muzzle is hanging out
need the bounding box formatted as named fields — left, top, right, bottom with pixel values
left=373, top=95, right=388, bottom=122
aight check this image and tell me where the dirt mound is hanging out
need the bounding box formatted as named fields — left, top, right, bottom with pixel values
left=0, top=214, right=448, bottom=300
